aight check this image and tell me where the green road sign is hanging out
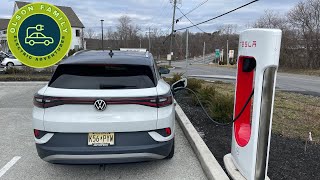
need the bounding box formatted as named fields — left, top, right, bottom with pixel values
left=215, top=49, right=220, bottom=58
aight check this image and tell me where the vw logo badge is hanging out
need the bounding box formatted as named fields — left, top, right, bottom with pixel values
left=94, top=99, right=107, bottom=111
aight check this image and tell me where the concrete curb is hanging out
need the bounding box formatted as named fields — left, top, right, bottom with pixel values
left=189, top=75, right=236, bottom=80
left=72, top=49, right=89, bottom=56
left=175, top=102, right=230, bottom=180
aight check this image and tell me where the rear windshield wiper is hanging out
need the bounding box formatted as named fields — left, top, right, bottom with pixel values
left=99, top=84, right=137, bottom=89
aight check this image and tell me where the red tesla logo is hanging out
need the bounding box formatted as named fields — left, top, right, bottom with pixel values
left=240, top=41, right=257, bottom=48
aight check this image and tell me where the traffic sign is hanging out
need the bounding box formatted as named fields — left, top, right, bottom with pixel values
left=215, top=49, right=220, bottom=58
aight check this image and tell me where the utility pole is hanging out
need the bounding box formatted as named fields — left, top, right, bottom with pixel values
left=100, top=19, right=104, bottom=51
left=203, top=41, right=206, bottom=64
left=226, top=39, right=229, bottom=65
left=148, top=27, right=151, bottom=52
left=221, top=49, right=224, bottom=64
left=169, top=0, right=177, bottom=66
left=185, top=29, right=189, bottom=76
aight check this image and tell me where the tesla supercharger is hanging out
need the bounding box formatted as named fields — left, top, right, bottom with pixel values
left=224, top=29, right=282, bottom=180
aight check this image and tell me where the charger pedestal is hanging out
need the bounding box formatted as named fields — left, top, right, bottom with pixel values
left=224, top=29, right=282, bottom=180
left=224, top=154, right=270, bottom=180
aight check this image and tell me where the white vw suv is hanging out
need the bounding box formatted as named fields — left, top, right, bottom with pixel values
left=32, top=50, right=177, bottom=164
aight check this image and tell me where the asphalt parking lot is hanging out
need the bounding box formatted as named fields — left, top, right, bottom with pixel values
left=0, top=82, right=207, bottom=180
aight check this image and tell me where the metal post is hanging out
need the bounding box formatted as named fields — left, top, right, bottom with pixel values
left=227, top=39, right=229, bottom=65
left=169, top=0, right=177, bottom=66
left=100, top=19, right=104, bottom=51
left=203, top=41, right=206, bottom=64
left=221, top=49, right=224, bottom=63
left=148, top=27, right=151, bottom=52
left=185, top=29, right=189, bottom=76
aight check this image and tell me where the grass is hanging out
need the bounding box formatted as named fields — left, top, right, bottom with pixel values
left=167, top=73, right=235, bottom=122
left=204, top=80, right=320, bottom=143
left=0, top=74, right=51, bottom=81
left=272, top=92, right=320, bottom=142
left=164, top=73, right=184, bottom=85
left=205, top=62, right=320, bottom=76
left=206, top=63, right=237, bottom=69
left=167, top=74, right=320, bottom=142
left=278, top=68, right=320, bottom=77
left=159, top=65, right=173, bottom=69
left=0, top=67, right=53, bottom=81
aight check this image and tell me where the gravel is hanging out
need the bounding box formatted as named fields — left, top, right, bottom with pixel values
left=175, top=92, right=320, bottom=180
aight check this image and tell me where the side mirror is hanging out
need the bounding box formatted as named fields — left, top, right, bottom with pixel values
left=171, top=78, right=187, bottom=93
left=159, top=67, right=170, bottom=75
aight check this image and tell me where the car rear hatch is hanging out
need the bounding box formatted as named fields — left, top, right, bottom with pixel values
left=41, top=64, right=159, bottom=133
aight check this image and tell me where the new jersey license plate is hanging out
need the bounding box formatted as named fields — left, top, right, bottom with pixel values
left=88, top=132, right=115, bottom=146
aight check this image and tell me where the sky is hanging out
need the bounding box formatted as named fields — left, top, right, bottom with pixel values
left=0, top=0, right=302, bottom=35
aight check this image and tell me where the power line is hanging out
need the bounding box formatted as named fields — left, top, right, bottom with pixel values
left=175, top=0, right=259, bottom=32
left=176, top=0, right=208, bottom=21
left=158, top=0, right=173, bottom=22
left=162, top=0, right=207, bottom=44
left=176, top=6, right=206, bottom=33
left=169, top=0, right=177, bottom=66
left=162, top=32, right=172, bottom=44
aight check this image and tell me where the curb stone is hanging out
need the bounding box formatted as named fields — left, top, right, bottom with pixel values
left=175, top=102, right=229, bottom=180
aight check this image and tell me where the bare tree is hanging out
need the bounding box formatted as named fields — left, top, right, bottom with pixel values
left=84, top=28, right=96, bottom=39
left=218, top=24, right=238, bottom=35
left=254, top=10, right=287, bottom=29
left=253, top=10, right=299, bottom=68
left=288, top=0, right=320, bottom=69
left=116, top=15, right=140, bottom=47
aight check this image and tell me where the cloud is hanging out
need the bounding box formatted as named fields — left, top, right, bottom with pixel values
left=0, top=0, right=302, bottom=33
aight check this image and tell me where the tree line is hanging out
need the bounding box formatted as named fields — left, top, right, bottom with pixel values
left=254, top=0, right=320, bottom=69
left=85, top=16, right=239, bottom=63
left=85, top=0, right=320, bottom=69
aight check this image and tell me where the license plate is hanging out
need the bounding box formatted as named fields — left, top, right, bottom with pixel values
left=88, top=132, right=115, bottom=146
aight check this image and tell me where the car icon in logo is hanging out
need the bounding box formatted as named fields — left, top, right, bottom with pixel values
left=25, top=32, right=54, bottom=46
left=25, top=25, right=54, bottom=46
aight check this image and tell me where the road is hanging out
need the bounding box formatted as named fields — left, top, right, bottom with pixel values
left=0, top=82, right=207, bottom=180
left=169, top=61, right=320, bottom=96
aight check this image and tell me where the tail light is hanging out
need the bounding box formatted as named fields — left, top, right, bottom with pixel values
left=156, top=127, right=172, bottom=137
left=33, top=93, right=44, bottom=108
left=108, top=92, right=173, bottom=108
left=34, top=129, right=40, bottom=138
left=33, top=93, right=64, bottom=108
left=157, top=92, right=173, bottom=108
left=165, top=128, right=171, bottom=135
left=33, top=92, right=173, bottom=108
left=34, top=129, right=47, bottom=139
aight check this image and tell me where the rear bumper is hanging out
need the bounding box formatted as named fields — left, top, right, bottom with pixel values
left=36, top=131, right=174, bottom=164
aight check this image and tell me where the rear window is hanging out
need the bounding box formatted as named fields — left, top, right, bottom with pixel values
left=49, top=64, right=156, bottom=89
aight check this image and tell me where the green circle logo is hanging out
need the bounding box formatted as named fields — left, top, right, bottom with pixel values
left=7, top=2, right=72, bottom=68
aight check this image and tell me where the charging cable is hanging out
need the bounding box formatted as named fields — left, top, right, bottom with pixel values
left=174, top=87, right=254, bottom=126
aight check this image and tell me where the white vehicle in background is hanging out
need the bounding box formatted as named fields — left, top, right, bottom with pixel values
left=1, top=56, right=22, bottom=67
left=0, top=51, right=10, bottom=62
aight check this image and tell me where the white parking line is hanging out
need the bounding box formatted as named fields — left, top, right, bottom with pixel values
left=0, top=156, right=21, bottom=178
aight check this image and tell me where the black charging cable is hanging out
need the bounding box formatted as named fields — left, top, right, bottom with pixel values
left=174, top=87, right=254, bottom=126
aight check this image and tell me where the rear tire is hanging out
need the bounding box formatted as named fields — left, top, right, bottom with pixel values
left=7, top=62, right=14, bottom=67
left=165, top=139, right=175, bottom=159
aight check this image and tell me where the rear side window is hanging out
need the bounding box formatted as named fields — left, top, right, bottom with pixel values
left=49, top=64, right=156, bottom=89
